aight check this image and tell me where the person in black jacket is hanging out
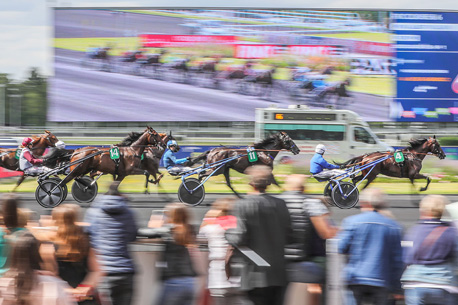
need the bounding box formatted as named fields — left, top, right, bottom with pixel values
left=225, top=165, right=292, bottom=305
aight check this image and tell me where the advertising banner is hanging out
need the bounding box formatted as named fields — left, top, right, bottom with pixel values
left=234, top=45, right=336, bottom=59
left=139, top=34, right=237, bottom=47
left=393, top=12, right=458, bottom=121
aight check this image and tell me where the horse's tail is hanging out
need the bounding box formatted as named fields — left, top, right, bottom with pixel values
left=188, top=151, right=210, bottom=166
left=334, top=155, right=364, bottom=167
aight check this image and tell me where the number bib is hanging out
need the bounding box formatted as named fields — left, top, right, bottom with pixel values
left=15, top=149, right=21, bottom=160
left=110, top=147, right=120, bottom=160
left=247, top=148, right=258, bottom=163
left=394, top=151, right=404, bottom=163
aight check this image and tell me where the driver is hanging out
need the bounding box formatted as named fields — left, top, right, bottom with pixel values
left=162, top=140, right=193, bottom=175
left=19, top=137, right=52, bottom=175
left=310, top=144, right=343, bottom=180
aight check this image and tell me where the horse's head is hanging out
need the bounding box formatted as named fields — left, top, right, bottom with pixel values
left=278, top=132, right=300, bottom=155
left=41, top=130, right=59, bottom=147
left=428, top=135, right=446, bottom=159
left=145, top=126, right=165, bottom=148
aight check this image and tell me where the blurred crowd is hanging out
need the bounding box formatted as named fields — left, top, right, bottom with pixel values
left=0, top=165, right=456, bottom=305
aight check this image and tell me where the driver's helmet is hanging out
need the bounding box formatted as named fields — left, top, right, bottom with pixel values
left=167, top=140, right=178, bottom=149
left=22, top=137, right=33, bottom=147
left=315, top=144, right=326, bottom=154
left=55, top=140, right=66, bottom=149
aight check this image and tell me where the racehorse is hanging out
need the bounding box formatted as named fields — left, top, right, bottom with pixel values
left=0, top=130, right=60, bottom=191
left=190, top=132, right=300, bottom=197
left=136, top=49, right=167, bottom=77
left=338, top=136, right=445, bottom=192
left=321, top=78, right=352, bottom=107
left=113, top=131, right=175, bottom=193
left=192, top=56, right=221, bottom=88
left=82, top=47, right=111, bottom=71
left=61, top=127, right=165, bottom=187
left=242, top=67, right=276, bottom=98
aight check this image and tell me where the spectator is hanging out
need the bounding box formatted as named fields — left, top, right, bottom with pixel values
left=84, top=181, right=137, bottom=305
left=0, top=231, right=76, bottom=305
left=280, top=174, right=338, bottom=305
left=198, top=198, right=240, bottom=305
left=41, top=204, right=103, bottom=305
left=0, top=194, right=27, bottom=276
left=140, top=203, right=198, bottom=305
left=338, top=188, right=403, bottom=305
left=225, top=165, right=292, bottom=305
left=401, top=195, right=458, bottom=305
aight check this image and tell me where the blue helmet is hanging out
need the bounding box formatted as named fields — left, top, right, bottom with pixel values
left=167, top=140, right=178, bottom=148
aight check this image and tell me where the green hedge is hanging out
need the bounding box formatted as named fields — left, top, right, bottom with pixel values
left=439, top=137, right=458, bottom=146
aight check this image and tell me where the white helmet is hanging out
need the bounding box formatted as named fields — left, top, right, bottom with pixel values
left=315, top=144, right=326, bottom=154
left=55, top=140, right=66, bottom=149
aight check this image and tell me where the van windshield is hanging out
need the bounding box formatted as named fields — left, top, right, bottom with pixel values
left=264, top=124, right=345, bottom=141
left=353, top=127, right=376, bottom=144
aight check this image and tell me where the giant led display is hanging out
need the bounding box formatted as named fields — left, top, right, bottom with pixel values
left=50, top=9, right=396, bottom=122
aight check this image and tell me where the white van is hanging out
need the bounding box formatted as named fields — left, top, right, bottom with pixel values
left=255, top=106, right=392, bottom=162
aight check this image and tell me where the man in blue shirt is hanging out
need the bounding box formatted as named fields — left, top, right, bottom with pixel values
left=162, top=140, right=192, bottom=175
left=338, top=189, right=403, bottom=305
left=310, top=144, right=342, bottom=180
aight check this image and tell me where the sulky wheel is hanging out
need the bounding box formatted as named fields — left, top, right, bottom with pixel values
left=48, top=177, right=68, bottom=201
left=35, top=179, right=65, bottom=208
left=72, top=176, right=98, bottom=204
left=323, top=181, right=335, bottom=205
left=331, top=182, right=359, bottom=209
left=178, top=178, right=205, bottom=207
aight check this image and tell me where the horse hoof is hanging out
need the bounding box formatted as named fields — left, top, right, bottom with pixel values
left=419, top=187, right=427, bottom=192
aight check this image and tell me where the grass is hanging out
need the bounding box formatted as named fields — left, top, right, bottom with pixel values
left=312, top=32, right=391, bottom=43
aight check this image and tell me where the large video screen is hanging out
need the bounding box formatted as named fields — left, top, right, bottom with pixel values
left=50, top=9, right=397, bottom=122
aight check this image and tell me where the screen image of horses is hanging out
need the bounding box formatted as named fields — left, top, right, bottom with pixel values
left=50, top=9, right=398, bottom=122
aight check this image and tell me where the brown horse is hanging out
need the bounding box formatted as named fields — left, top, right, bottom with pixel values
left=61, top=127, right=165, bottom=187
left=190, top=132, right=300, bottom=197
left=113, top=131, right=175, bottom=193
left=338, top=136, right=445, bottom=191
left=0, top=130, right=60, bottom=191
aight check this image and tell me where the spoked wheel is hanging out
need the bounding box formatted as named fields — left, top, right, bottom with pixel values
left=49, top=177, right=68, bottom=201
left=331, top=182, right=359, bottom=209
left=178, top=178, right=205, bottom=206
left=35, top=179, right=65, bottom=208
left=323, top=181, right=335, bottom=205
left=72, top=176, right=98, bottom=203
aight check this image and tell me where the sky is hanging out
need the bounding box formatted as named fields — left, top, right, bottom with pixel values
left=1, top=0, right=458, bottom=80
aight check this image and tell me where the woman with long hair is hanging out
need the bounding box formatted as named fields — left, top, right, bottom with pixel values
left=146, top=203, right=198, bottom=305
left=0, top=231, right=76, bottom=305
left=41, top=205, right=102, bottom=305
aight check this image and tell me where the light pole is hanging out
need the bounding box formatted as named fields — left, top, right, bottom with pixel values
left=0, top=84, right=5, bottom=126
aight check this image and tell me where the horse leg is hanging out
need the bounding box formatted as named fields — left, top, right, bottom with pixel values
left=12, top=173, right=26, bottom=192
left=270, top=174, right=282, bottom=191
left=361, top=173, right=377, bottom=190
left=144, top=172, right=150, bottom=194
left=224, top=167, right=241, bottom=198
left=414, top=173, right=431, bottom=192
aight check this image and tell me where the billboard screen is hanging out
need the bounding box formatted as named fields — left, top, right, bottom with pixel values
left=50, top=9, right=396, bottom=122
left=392, top=12, right=458, bottom=121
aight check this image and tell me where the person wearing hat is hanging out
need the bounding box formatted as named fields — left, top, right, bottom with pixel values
left=42, top=140, right=72, bottom=168
left=162, top=140, right=192, bottom=175
left=19, top=137, right=51, bottom=175
left=310, top=144, right=341, bottom=180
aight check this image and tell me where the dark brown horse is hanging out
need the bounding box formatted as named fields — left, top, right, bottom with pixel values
left=114, top=131, right=175, bottom=193
left=61, top=127, right=165, bottom=187
left=190, top=132, right=300, bottom=197
left=339, top=136, right=445, bottom=191
left=0, top=130, right=60, bottom=191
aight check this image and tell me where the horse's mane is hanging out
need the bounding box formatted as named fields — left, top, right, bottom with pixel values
left=408, top=138, right=428, bottom=149
left=117, top=132, right=142, bottom=146
left=253, top=134, right=279, bottom=149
